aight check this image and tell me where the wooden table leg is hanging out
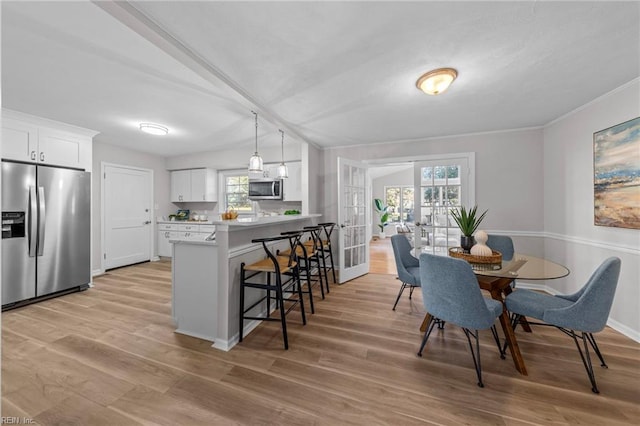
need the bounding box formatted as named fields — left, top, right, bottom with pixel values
left=503, top=284, right=533, bottom=332
left=420, top=312, right=432, bottom=333
left=490, top=286, right=528, bottom=375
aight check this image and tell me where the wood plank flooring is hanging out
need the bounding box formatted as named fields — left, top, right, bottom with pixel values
left=2, top=253, right=639, bottom=425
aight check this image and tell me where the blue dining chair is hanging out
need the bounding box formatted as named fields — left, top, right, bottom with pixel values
left=418, top=253, right=505, bottom=388
left=486, top=234, right=514, bottom=260
left=390, top=234, right=421, bottom=310
left=487, top=234, right=517, bottom=288
left=505, top=257, right=621, bottom=393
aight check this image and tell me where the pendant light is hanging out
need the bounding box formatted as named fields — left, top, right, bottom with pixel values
left=276, top=129, right=288, bottom=178
left=248, top=110, right=263, bottom=172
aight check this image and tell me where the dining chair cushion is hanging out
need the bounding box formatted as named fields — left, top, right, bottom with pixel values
left=505, top=289, right=572, bottom=320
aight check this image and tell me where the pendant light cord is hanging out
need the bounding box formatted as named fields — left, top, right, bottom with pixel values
left=252, top=110, right=258, bottom=154
left=279, top=129, right=285, bottom=163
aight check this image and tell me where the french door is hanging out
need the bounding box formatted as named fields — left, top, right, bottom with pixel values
left=413, top=156, right=473, bottom=256
left=337, top=157, right=370, bottom=283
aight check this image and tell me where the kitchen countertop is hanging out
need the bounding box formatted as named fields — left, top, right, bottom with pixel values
left=159, top=214, right=321, bottom=228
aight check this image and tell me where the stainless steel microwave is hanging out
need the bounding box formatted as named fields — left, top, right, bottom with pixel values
left=248, top=178, right=283, bottom=200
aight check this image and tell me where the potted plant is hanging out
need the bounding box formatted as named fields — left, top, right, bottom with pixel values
left=450, top=205, right=488, bottom=253
left=374, top=198, right=390, bottom=238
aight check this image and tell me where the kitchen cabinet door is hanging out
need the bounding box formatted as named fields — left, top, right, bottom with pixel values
left=158, top=230, right=177, bottom=257
left=37, top=128, right=85, bottom=169
left=283, top=161, right=302, bottom=201
left=171, top=170, right=191, bottom=202
left=190, top=168, right=218, bottom=202
left=1, top=119, right=38, bottom=162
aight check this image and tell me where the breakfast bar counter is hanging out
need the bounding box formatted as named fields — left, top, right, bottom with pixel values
left=171, top=214, right=321, bottom=350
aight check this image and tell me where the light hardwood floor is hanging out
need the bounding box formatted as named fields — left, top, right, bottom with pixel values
left=2, top=251, right=639, bottom=425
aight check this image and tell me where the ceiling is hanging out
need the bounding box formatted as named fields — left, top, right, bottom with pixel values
left=2, top=1, right=639, bottom=157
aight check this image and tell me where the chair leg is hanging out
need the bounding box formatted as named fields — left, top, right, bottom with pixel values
left=275, top=275, right=289, bottom=350
left=490, top=325, right=506, bottom=359
left=570, top=330, right=600, bottom=393
left=463, top=328, right=484, bottom=388
left=328, top=247, right=336, bottom=286
left=409, top=285, right=414, bottom=299
left=295, top=268, right=307, bottom=326
left=586, top=333, right=608, bottom=368
left=239, top=263, right=246, bottom=343
left=417, top=315, right=437, bottom=356
left=392, top=282, right=408, bottom=310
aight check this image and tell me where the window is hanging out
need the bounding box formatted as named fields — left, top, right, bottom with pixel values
left=222, top=172, right=254, bottom=213
left=414, top=155, right=473, bottom=255
left=384, top=186, right=414, bottom=223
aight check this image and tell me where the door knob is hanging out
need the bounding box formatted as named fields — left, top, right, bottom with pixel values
left=340, top=224, right=346, bottom=228
left=143, top=221, right=151, bottom=225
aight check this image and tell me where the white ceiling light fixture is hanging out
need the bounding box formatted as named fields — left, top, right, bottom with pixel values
left=139, top=122, right=169, bottom=135
left=416, top=68, right=458, bottom=95
left=248, top=110, right=263, bottom=172
left=276, top=129, right=288, bottom=179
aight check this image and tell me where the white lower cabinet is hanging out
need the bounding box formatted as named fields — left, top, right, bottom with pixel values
left=157, top=223, right=216, bottom=257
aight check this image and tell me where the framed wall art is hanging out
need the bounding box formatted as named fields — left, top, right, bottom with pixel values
left=593, top=116, right=640, bottom=229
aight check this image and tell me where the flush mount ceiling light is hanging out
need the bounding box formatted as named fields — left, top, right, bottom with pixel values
left=276, top=129, right=288, bottom=179
left=139, top=122, right=168, bottom=136
left=248, top=110, right=264, bottom=172
left=416, top=68, right=458, bottom=95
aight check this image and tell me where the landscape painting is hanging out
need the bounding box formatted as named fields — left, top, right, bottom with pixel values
left=594, top=117, right=640, bottom=229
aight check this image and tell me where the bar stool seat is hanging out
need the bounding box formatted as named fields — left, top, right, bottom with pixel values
left=239, top=232, right=305, bottom=350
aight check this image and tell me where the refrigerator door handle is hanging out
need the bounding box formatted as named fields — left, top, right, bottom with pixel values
left=37, top=186, right=46, bottom=256
left=28, top=186, right=38, bottom=257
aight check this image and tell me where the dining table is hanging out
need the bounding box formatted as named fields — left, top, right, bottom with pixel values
left=419, top=251, right=570, bottom=375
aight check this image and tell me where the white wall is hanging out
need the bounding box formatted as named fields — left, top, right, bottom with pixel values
left=92, top=140, right=173, bottom=273
left=165, top=140, right=302, bottom=171
left=323, top=128, right=545, bottom=240
left=543, top=78, right=640, bottom=340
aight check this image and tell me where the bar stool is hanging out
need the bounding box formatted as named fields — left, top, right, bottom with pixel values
left=318, top=222, right=337, bottom=288
left=239, top=232, right=306, bottom=350
left=279, top=227, right=325, bottom=314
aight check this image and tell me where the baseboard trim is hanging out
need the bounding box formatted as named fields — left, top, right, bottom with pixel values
left=92, top=268, right=105, bottom=277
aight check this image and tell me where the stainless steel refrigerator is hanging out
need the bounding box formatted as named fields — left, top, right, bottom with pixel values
left=2, top=160, right=91, bottom=309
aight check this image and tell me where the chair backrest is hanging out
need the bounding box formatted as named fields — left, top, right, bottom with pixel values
left=419, top=253, right=497, bottom=330
left=544, top=257, right=621, bottom=333
left=390, top=234, right=419, bottom=285
left=486, top=235, right=514, bottom=261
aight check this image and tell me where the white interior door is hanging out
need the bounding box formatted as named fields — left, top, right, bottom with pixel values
left=338, top=157, right=370, bottom=283
left=104, top=164, right=153, bottom=270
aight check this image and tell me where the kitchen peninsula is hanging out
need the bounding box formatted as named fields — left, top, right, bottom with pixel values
left=171, top=214, right=322, bottom=351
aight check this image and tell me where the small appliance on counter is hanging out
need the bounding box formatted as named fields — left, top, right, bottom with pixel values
left=168, top=209, right=190, bottom=221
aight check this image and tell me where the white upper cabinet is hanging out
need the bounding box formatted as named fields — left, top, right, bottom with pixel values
left=171, top=168, right=217, bottom=202
left=283, top=161, right=302, bottom=201
left=1, top=113, right=95, bottom=170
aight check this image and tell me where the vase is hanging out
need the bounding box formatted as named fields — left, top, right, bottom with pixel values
left=379, top=231, right=386, bottom=239
left=460, top=235, right=475, bottom=253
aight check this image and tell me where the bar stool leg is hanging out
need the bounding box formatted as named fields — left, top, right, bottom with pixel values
left=327, top=245, right=336, bottom=288
left=239, top=263, right=246, bottom=343
left=298, top=261, right=314, bottom=314
left=275, top=273, right=289, bottom=350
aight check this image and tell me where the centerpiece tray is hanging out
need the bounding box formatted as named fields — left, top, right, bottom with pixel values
left=449, top=247, right=502, bottom=265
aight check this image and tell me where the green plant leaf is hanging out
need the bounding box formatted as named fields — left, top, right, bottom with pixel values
left=451, top=205, right=488, bottom=236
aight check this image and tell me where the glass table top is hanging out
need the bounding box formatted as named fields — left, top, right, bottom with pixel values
left=469, top=253, right=570, bottom=280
